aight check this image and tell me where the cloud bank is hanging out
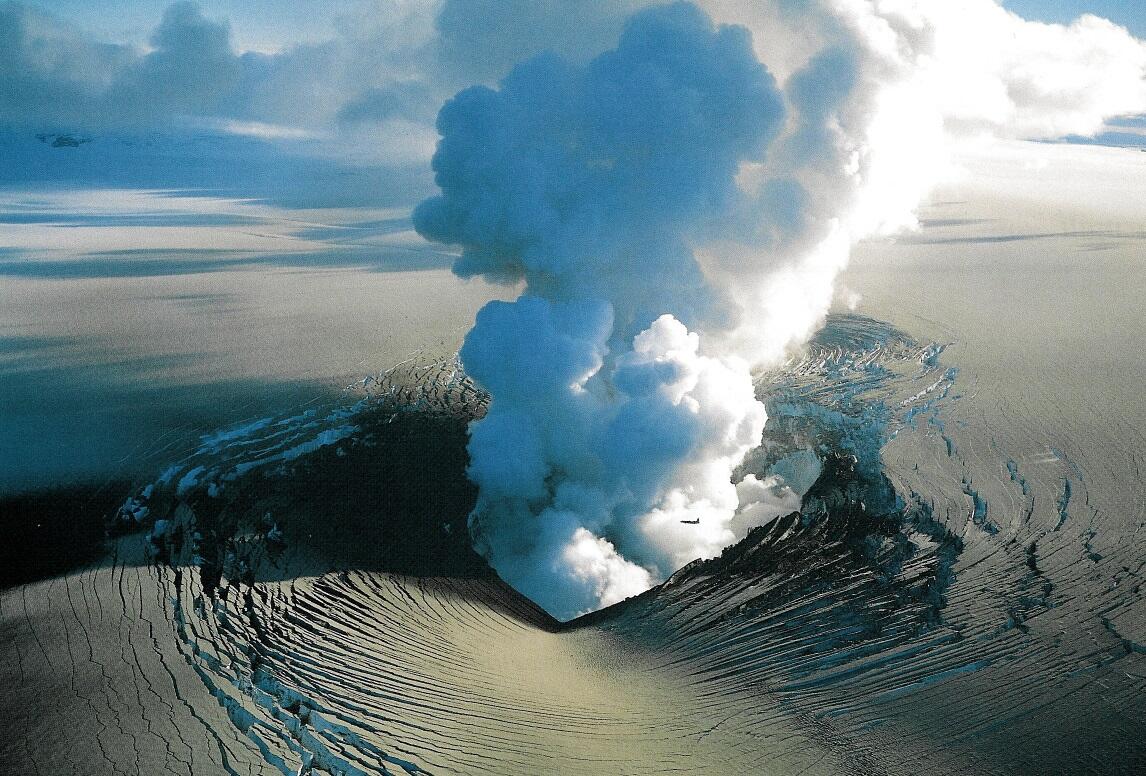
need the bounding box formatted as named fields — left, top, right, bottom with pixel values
left=5, top=1, right=1142, bottom=163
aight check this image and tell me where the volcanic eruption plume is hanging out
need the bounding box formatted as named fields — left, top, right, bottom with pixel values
left=414, top=0, right=1146, bottom=619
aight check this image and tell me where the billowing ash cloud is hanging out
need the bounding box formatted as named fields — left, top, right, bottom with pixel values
left=415, top=0, right=1146, bottom=619
left=414, top=3, right=784, bottom=618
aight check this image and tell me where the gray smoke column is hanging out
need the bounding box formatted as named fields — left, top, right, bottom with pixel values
left=414, top=3, right=787, bottom=618
left=414, top=0, right=1146, bottom=619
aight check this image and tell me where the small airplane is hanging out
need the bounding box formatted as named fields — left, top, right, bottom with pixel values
left=679, top=518, right=700, bottom=524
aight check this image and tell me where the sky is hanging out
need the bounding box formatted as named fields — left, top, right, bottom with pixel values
left=33, top=0, right=1146, bottom=52
left=28, top=1, right=339, bottom=52
left=1002, top=0, right=1145, bottom=37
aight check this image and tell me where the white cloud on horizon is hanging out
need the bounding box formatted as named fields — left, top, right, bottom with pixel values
left=3, top=0, right=1143, bottom=172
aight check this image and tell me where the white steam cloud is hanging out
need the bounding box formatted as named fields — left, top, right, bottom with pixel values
left=411, top=0, right=1146, bottom=620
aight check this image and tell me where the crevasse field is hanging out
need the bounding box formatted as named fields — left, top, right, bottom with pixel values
left=3, top=138, right=1144, bottom=774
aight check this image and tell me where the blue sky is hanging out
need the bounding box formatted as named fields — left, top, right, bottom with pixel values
left=1002, top=1, right=1145, bottom=37
left=38, top=1, right=1146, bottom=51
left=37, top=1, right=339, bottom=51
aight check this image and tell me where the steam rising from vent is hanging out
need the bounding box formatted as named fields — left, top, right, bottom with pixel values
left=414, top=0, right=1146, bottom=619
